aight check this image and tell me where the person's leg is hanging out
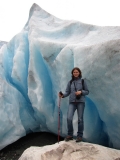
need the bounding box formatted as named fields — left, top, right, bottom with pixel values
left=76, top=102, right=85, bottom=139
left=67, top=103, right=76, bottom=137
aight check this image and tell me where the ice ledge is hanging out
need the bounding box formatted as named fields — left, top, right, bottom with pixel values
left=19, top=141, right=120, bottom=160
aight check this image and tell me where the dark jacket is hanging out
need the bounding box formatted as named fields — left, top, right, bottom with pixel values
left=63, top=77, right=89, bottom=103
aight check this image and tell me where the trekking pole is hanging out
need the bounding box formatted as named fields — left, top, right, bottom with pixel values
left=58, top=96, right=61, bottom=143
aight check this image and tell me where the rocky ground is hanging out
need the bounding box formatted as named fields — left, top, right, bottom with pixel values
left=0, top=132, right=63, bottom=160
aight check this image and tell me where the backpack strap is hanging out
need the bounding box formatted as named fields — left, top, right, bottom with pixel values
left=82, top=79, right=84, bottom=90
left=70, top=79, right=73, bottom=86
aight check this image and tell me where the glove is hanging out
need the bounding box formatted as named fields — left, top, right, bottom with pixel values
left=59, top=91, right=63, bottom=96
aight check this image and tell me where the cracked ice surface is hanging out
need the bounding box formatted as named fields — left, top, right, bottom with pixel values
left=0, top=3, right=120, bottom=149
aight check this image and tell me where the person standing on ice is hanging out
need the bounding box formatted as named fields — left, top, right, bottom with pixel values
left=59, top=67, right=89, bottom=142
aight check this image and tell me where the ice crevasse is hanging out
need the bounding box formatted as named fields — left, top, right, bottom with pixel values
left=0, top=3, right=120, bottom=150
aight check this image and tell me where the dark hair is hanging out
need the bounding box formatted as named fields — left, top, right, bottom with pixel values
left=71, top=67, right=82, bottom=80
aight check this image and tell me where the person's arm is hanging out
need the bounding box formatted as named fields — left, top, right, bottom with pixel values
left=62, top=81, right=71, bottom=98
left=81, top=79, right=89, bottom=96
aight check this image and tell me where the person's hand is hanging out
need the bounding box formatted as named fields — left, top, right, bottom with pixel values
left=59, top=92, right=64, bottom=98
left=75, top=91, right=82, bottom=95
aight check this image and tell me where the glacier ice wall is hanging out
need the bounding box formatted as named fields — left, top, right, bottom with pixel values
left=0, top=41, right=7, bottom=49
left=0, top=3, right=120, bottom=149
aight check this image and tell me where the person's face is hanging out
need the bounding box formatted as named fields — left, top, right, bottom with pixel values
left=73, top=69, right=80, bottom=78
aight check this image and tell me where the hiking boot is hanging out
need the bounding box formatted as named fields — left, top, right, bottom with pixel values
left=76, top=137, right=82, bottom=142
left=64, top=135, right=73, bottom=141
